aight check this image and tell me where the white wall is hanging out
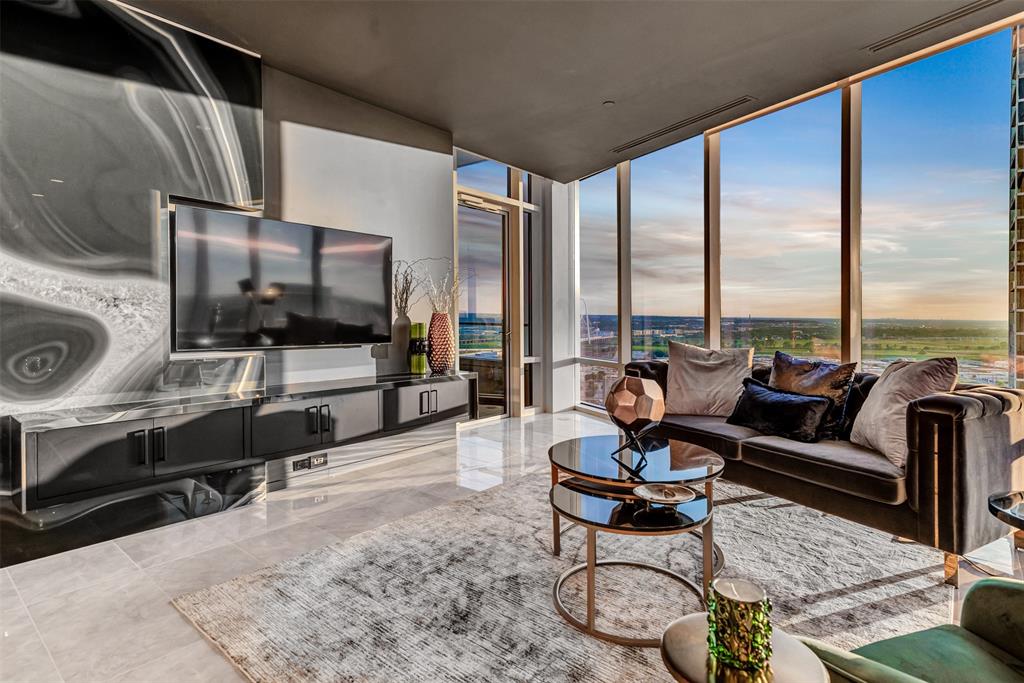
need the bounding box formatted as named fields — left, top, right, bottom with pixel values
left=544, top=180, right=577, bottom=411
left=262, top=66, right=454, bottom=384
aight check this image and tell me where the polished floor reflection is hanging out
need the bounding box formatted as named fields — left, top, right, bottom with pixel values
left=0, top=410, right=1020, bottom=682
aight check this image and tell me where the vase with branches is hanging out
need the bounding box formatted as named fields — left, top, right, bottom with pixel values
left=390, top=259, right=423, bottom=373
left=418, top=258, right=462, bottom=373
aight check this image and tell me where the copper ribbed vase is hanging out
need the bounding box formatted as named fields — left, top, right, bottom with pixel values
left=427, top=311, right=455, bottom=373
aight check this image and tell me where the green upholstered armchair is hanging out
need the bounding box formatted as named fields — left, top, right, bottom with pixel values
left=800, top=578, right=1024, bottom=683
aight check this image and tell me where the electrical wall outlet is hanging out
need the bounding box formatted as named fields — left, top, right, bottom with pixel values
left=310, top=454, right=328, bottom=469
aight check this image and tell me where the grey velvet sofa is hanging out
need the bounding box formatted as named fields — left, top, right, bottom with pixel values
left=625, top=360, right=1024, bottom=585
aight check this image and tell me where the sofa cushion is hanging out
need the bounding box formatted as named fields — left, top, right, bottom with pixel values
left=851, top=357, right=958, bottom=468
left=656, top=414, right=763, bottom=460
left=727, top=378, right=833, bottom=443
left=769, top=351, right=857, bottom=439
left=853, top=624, right=1024, bottom=683
left=666, top=341, right=753, bottom=416
left=742, top=435, right=906, bottom=504
left=840, top=373, right=879, bottom=439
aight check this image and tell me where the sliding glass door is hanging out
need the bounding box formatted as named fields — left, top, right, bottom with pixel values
left=458, top=204, right=508, bottom=417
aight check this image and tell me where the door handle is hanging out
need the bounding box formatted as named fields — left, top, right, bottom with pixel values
left=151, top=427, right=167, bottom=462
left=430, top=389, right=438, bottom=414
left=306, top=406, right=320, bottom=434
left=319, top=405, right=331, bottom=434
left=419, top=390, right=429, bottom=415
left=129, top=430, right=149, bottom=465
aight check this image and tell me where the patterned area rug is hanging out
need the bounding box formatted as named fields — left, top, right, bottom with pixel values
left=173, top=473, right=951, bottom=682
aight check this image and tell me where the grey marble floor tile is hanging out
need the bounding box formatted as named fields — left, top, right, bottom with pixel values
left=306, top=489, right=450, bottom=541
left=200, top=501, right=302, bottom=543
left=145, top=543, right=264, bottom=598
left=0, top=569, right=20, bottom=611
left=116, top=517, right=229, bottom=568
left=0, top=591, right=63, bottom=683
left=7, top=542, right=138, bottom=606
left=238, top=521, right=344, bottom=566
left=110, top=639, right=244, bottom=682
left=27, top=573, right=198, bottom=682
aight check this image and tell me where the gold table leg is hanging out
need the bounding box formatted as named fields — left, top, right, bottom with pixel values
left=586, top=527, right=596, bottom=629
left=551, top=465, right=561, bottom=556
left=703, top=480, right=714, bottom=598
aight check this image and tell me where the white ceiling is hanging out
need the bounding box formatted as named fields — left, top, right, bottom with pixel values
left=129, top=0, right=1023, bottom=182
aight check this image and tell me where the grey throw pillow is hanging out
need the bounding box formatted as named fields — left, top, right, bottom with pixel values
left=850, top=358, right=958, bottom=468
left=666, top=341, right=753, bottom=416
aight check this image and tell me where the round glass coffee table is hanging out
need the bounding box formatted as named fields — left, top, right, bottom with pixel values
left=548, top=434, right=726, bottom=647
left=988, top=491, right=1024, bottom=551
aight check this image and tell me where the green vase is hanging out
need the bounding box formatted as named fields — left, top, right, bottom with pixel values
left=409, top=322, right=427, bottom=375
left=707, top=578, right=773, bottom=676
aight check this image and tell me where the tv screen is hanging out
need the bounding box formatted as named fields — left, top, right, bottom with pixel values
left=172, top=206, right=392, bottom=351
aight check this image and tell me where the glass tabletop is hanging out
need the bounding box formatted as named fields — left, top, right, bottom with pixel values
left=548, top=434, right=724, bottom=486
left=550, top=480, right=712, bottom=534
left=989, top=491, right=1024, bottom=530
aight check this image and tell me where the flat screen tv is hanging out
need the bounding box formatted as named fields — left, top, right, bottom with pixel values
left=172, top=206, right=392, bottom=351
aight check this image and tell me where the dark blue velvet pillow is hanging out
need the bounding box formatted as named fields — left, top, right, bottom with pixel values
left=726, top=378, right=833, bottom=443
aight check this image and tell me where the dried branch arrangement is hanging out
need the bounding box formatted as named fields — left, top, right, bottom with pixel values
left=392, top=259, right=424, bottom=317
left=418, top=258, right=464, bottom=314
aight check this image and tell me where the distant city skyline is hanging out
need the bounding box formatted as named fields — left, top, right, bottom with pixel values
left=580, top=29, right=1008, bottom=322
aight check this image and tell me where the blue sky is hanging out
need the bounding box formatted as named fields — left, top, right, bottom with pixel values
left=579, top=29, right=1009, bottom=321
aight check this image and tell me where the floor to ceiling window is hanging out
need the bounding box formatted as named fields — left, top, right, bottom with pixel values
left=578, top=167, right=619, bottom=406
left=720, top=92, right=842, bottom=362
left=861, top=30, right=1008, bottom=384
left=631, top=138, right=704, bottom=359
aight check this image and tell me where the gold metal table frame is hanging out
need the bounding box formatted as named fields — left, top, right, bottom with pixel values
left=549, top=463, right=725, bottom=648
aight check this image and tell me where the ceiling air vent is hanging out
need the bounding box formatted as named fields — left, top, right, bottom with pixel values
left=863, top=0, right=1003, bottom=53
left=610, top=96, right=755, bottom=154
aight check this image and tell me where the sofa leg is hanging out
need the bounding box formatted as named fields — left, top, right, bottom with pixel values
left=1015, top=530, right=1024, bottom=552
left=943, top=553, right=961, bottom=587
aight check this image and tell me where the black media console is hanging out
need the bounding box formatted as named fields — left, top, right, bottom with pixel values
left=0, top=372, right=477, bottom=566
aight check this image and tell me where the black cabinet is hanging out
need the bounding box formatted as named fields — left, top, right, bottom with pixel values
left=431, top=381, right=470, bottom=420
left=33, top=409, right=248, bottom=502
left=384, top=382, right=468, bottom=431
left=320, top=391, right=382, bottom=446
left=252, top=391, right=382, bottom=457
left=252, top=399, right=322, bottom=457
left=35, top=418, right=155, bottom=500
left=153, top=408, right=247, bottom=476
left=25, top=375, right=474, bottom=510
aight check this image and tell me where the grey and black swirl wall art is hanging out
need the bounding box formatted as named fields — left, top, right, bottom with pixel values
left=0, top=0, right=263, bottom=414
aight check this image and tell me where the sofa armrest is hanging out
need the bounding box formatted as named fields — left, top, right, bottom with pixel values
left=624, top=360, right=668, bottom=394
left=960, top=577, right=1024, bottom=662
left=908, top=387, right=1024, bottom=554
left=798, top=638, right=926, bottom=683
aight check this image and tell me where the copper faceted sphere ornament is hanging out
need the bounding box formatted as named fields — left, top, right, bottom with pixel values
left=604, top=376, right=666, bottom=432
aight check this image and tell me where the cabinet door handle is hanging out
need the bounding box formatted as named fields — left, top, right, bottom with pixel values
left=319, top=405, right=331, bottom=434
left=430, top=389, right=438, bottom=414
left=129, top=430, right=149, bottom=465
left=419, top=390, right=429, bottom=415
left=151, top=427, right=167, bottom=462
left=306, top=406, right=320, bottom=434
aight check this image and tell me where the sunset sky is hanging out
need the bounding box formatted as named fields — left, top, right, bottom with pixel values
left=579, top=28, right=1008, bottom=322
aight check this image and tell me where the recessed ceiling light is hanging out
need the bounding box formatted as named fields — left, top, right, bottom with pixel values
left=603, top=100, right=616, bottom=108
left=49, top=178, right=64, bottom=183
left=31, top=193, right=44, bottom=198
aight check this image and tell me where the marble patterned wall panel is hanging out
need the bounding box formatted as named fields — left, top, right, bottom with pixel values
left=0, top=0, right=263, bottom=415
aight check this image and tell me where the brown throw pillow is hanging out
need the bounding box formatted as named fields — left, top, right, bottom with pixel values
left=850, top=357, right=958, bottom=468
left=666, top=341, right=753, bottom=416
left=768, top=351, right=857, bottom=439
